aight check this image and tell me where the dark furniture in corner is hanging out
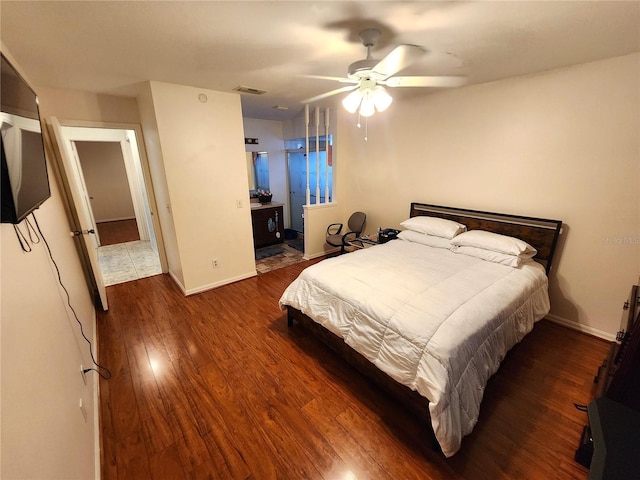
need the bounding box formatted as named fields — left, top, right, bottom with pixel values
left=587, top=396, right=640, bottom=480
left=579, top=280, right=640, bottom=479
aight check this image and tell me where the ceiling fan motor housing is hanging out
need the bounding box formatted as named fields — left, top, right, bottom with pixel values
left=347, top=59, right=384, bottom=80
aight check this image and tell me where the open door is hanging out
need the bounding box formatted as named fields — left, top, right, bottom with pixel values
left=48, top=116, right=108, bottom=310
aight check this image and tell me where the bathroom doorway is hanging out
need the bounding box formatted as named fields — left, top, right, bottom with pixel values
left=286, top=138, right=333, bottom=233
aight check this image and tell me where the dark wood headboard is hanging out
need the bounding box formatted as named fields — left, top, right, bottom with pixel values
left=409, top=202, right=563, bottom=274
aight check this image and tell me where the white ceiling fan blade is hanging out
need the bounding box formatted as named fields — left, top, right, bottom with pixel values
left=384, top=75, right=467, bottom=88
left=305, top=74, right=356, bottom=84
left=303, top=85, right=358, bottom=104
left=371, top=44, right=426, bottom=79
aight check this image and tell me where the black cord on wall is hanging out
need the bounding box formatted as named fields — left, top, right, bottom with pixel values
left=30, top=212, right=111, bottom=380
left=12, top=217, right=43, bottom=252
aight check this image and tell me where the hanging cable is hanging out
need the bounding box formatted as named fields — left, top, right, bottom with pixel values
left=13, top=223, right=33, bottom=252
left=31, top=212, right=111, bottom=380
left=13, top=217, right=43, bottom=252
left=24, top=217, right=41, bottom=245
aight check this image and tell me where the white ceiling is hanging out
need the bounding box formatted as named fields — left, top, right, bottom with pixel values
left=2, top=1, right=639, bottom=121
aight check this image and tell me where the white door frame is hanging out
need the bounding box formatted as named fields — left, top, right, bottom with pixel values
left=56, top=120, right=168, bottom=272
left=63, top=126, right=150, bottom=243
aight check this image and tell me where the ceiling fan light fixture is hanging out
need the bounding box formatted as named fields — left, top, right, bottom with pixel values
left=308, top=28, right=465, bottom=130
left=342, top=82, right=393, bottom=117
left=373, top=86, right=392, bottom=112
left=359, top=94, right=376, bottom=117
left=342, top=90, right=363, bottom=114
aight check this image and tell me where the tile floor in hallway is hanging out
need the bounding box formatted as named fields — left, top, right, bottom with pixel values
left=98, top=240, right=162, bottom=286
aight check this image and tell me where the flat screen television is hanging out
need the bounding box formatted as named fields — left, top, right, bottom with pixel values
left=1, top=53, right=51, bottom=224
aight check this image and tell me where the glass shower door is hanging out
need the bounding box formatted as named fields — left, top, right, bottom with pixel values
left=287, top=151, right=306, bottom=233
left=287, top=149, right=333, bottom=234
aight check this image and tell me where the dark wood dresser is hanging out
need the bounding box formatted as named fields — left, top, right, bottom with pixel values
left=577, top=279, right=640, bottom=479
left=251, top=202, right=284, bottom=248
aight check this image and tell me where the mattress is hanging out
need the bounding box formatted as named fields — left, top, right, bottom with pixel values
left=279, top=238, right=550, bottom=456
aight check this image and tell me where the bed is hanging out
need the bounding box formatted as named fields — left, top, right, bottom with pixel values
left=279, top=202, right=562, bottom=457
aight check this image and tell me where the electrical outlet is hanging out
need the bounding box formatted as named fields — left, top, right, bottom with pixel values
left=80, top=364, right=87, bottom=385
left=212, top=259, right=218, bottom=268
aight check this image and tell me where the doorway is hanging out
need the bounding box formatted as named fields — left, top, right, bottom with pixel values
left=287, top=150, right=306, bottom=233
left=57, top=124, right=165, bottom=288
left=74, top=139, right=161, bottom=286
left=286, top=139, right=333, bottom=233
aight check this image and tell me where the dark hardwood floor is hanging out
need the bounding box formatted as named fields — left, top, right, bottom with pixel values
left=97, top=260, right=608, bottom=479
left=97, top=219, right=140, bottom=246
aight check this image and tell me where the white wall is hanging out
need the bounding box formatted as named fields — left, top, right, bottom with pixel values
left=1, top=46, right=97, bottom=479
left=137, top=83, right=183, bottom=283
left=76, top=141, right=136, bottom=223
left=336, top=53, right=640, bottom=338
left=140, top=81, right=256, bottom=294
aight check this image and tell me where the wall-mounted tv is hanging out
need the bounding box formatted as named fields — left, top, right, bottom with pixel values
left=1, top=53, right=51, bottom=224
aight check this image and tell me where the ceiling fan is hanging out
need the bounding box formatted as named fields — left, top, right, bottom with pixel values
left=304, top=28, right=466, bottom=117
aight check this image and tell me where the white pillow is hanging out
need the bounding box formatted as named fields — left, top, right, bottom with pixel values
left=400, top=216, right=466, bottom=239
left=450, top=230, right=537, bottom=257
left=397, top=229, right=453, bottom=249
left=452, top=245, right=533, bottom=267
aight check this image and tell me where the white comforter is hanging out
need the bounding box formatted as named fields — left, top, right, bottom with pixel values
left=279, top=238, right=550, bottom=457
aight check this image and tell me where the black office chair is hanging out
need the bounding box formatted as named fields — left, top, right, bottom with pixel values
left=326, top=211, right=366, bottom=253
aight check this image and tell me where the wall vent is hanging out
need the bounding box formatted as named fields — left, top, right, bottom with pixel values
left=233, top=86, right=267, bottom=95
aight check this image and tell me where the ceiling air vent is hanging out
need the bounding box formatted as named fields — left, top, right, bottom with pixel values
left=233, top=86, right=267, bottom=95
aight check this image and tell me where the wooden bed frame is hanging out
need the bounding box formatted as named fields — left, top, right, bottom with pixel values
left=286, top=203, right=563, bottom=441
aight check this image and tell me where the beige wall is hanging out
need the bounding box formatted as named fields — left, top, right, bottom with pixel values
left=336, top=53, right=640, bottom=338
left=1, top=46, right=97, bottom=479
left=136, top=82, right=183, bottom=283
left=140, top=81, right=256, bottom=294
left=76, top=141, right=136, bottom=223
left=36, top=86, right=140, bottom=125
